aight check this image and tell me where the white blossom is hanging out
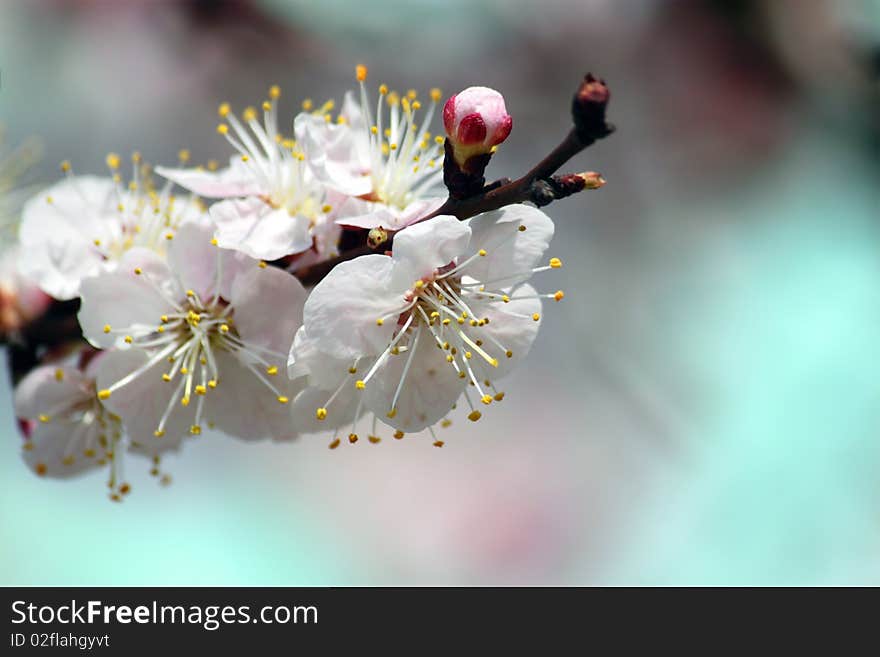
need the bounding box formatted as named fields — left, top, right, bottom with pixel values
left=78, top=220, right=308, bottom=443
left=297, top=205, right=561, bottom=436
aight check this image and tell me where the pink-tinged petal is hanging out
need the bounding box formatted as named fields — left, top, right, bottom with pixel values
left=205, top=350, right=302, bottom=441
left=362, top=328, right=465, bottom=433
left=155, top=158, right=264, bottom=198
left=302, top=254, right=399, bottom=360
left=22, top=420, right=104, bottom=479
left=229, top=264, right=307, bottom=357
left=14, top=364, right=91, bottom=422
left=336, top=203, right=397, bottom=230
left=78, top=248, right=177, bottom=348
left=210, top=197, right=313, bottom=260
left=464, top=204, right=554, bottom=286
left=95, top=349, right=190, bottom=449
left=299, top=112, right=373, bottom=197
left=290, top=385, right=360, bottom=435
left=391, top=215, right=471, bottom=285
left=168, top=220, right=254, bottom=301
left=18, top=176, right=121, bottom=300
left=467, top=285, right=541, bottom=380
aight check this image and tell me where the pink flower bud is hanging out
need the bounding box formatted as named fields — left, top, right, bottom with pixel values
left=443, top=86, right=513, bottom=153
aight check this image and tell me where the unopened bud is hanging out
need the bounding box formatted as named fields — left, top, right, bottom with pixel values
left=579, top=171, right=606, bottom=189
left=443, top=86, right=513, bottom=160
left=572, top=73, right=612, bottom=141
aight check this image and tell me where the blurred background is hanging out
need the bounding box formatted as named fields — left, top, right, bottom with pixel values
left=2, top=0, right=880, bottom=585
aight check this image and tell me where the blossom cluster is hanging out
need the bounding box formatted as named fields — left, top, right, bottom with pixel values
left=4, top=67, right=579, bottom=500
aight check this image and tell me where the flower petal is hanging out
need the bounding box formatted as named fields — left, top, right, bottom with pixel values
left=155, top=158, right=264, bottom=198
left=210, top=197, right=314, bottom=260
left=78, top=248, right=177, bottom=348
left=302, top=254, right=399, bottom=360
left=230, top=264, right=307, bottom=358
left=391, top=215, right=471, bottom=286
left=168, top=220, right=254, bottom=301
left=362, top=325, right=465, bottom=432
left=464, top=204, right=555, bottom=286
left=14, top=364, right=91, bottom=422
left=205, top=350, right=302, bottom=441
left=468, top=284, right=542, bottom=379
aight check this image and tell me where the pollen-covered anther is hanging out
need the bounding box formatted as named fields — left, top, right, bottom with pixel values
left=532, top=313, right=541, bottom=321
left=494, top=392, right=505, bottom=402
left=348, top=433, right=359, bottom=444
left=98, top=389, right=112, bottom=400
left=38, top=414, right=50, bottom=423
left=195, top=385, right=207, bottom=396
left=386, top=408, right=397, bottom=418
left=468, top=410, right=482, bottom=422
left=154, top=429, right=165, bottom=438
left=190, top=425, right=202, bottom=435
left=481, top=394, right=493, bottom=405
left=554, top=290, right=565, bottom=301
left=266, top=365, right=279, bottom=376
left=549, top=257, right=563, bottom=268
left=329, top=438, right=341, bottom=449
left=433, top=441, right=444, bottom=448
left=316, top=407, right=328, bottom=421
left=393, top=430, right=405, bottom=440
left=103, top=324, right=111, bottom=334
left=277, top=396, right=289, bottom=404
left=355, top=380, right=366, bottom=390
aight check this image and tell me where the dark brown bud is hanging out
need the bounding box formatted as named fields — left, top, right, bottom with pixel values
left=572, top=73, right=613, bottom=141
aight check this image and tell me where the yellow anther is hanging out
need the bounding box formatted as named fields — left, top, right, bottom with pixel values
left=60, top=160, right=71, bottom=172
left=38, top=414, right=50, bottom=423
left=465, top=351, right=473, bottom=359
left=502, top=295, right=510, bottom=303
left=207, top=159, right=219, bottom=171
left=132, top=151, right=142, bottom=163
left=157, top=326, right=166, bottom=333
left=356, top=64, right=368, bottom=81
left=393, top=430, right=404, bottom=440
left=368, top=435, right=381, bottom=444
left=98, top=389, right=112, bottom=400
left=241, top=155, right=250, bottom=162
left=387, top=408, right=397, bottom=419
left=54, top=368, right=64, bottom=382
left=430, top=88, right=442, bottom=102
left=186, top=289, right=195, bottom=297
left=84, top=448, right=96, bottom=457
left=329, top=438, right=340, bottom=449
left=160, top=315, right=169, bottom=323
left=61, top=455, right=75, bottom=466
left=162, top=374, right=171, bottom=382
left=481, top=394, right=493, bottom=405
left=103, top=324, right=111, bottom=334
left=180, top=396, right=190, bottom=407
left=302, top=98, right=313, bottom=111
left=266, top=365, right=279, bottom=376
left=220, top=324, right=229, bottom=333
left=348, top=366, right=358, bottom=374
left=441, top=419, right=452, bottom=428
left=549, top=257, right=562, bottom=268
left=124, top=335, right=133, bottom=344
left=210, top=238, right=218, bottom=246
left=433, top=441, right=444, bottom=448
left=478, top=249, right=487, bottom=256
left=316, top=407, right=328, bottom=421
left=518, top=224, right=527, bottom=232
left=258, top=261, right=267, bottom=269
left=414, top=280, right=424, bottom=289
left=190, top=425, right=202, bottom=435
left=370, top=126, right=378, bottom=134
left=554, top=290, right=565, bottom=302
left=262, top=101, right=272, bottom=111
left=376, top=318, right=384, bottom=326
left=446, top=355, right=454, bottom=363
left=348, top=433, right=359, bottom=444
left=532, top=313, right=541, bottom=321
left=506, top=350, right=513, bottom=358
left=269, top=85, right=281, bottom=99
left=494, top=392, right=506, bottom=402
left=178, top=149, right=191, bottom=162
left=379, top=84, right=388, bottom=95
left=217, top=124, right=229, bottom=135
left=355, top=380, right=366, bottom=390
left=46, top=196, right=54, bottom=204
left=457, top=317, right=465, bottom=325
left=208, top=379, right=218, bottom=389
left=442, top=318, right=450, bottom=326
left=468, top=410, right=482, bottom=422
left=242, top=106, right=258, bottom=121
left=165, top=232, right=174, bottom=240
left=105, top=153, right=121, bottom=170
left=434, top=135, right=444, bottom=144
left=218, top=102, right=231, bottom=117
left=277, top=396, right=289, bottom=404
left=322, top=204, right=332, bottom=214
left=470, top=319, right=478, bottom=327
left=195, top=385, right=207, bottom=396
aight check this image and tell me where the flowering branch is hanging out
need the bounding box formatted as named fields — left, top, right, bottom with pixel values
left=295, top=73, right=612, bottom=286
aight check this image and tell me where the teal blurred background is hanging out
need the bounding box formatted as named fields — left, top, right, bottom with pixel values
left=2, top=0, right=880, bottom=585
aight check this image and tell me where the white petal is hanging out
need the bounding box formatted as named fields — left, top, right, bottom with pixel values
left=205, top=350, right=302, bottom=441
left=155, top=158, right=264, bottom=198
left=300, top=113, right=373, bottom=197
left=337, top=197, right=444, bottom=231
left=302, top=254, right=400, bottom=360
left=464, top=204, right=555, bottom=286
left=168, top=220, right=255, bottom=301
left=391, top=215, right=471, bottom=286
left=468, top=283, right=542, bottom=379
left=210, top=197, right=313, bottom=260
left=78, top=249, right=177, bottom=348
left=363, top=327, right=465, bottom=432
left=95, top=349, right=189, bottom=450
left=290, top=384, right=360, bottom=435
left=230, top=264, right=307, bottom=358
left=22, top=420, right=105, bottom=479
left=14, top=364, right=91, bottom=422
left=18, top=176, right=120, bottom=300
